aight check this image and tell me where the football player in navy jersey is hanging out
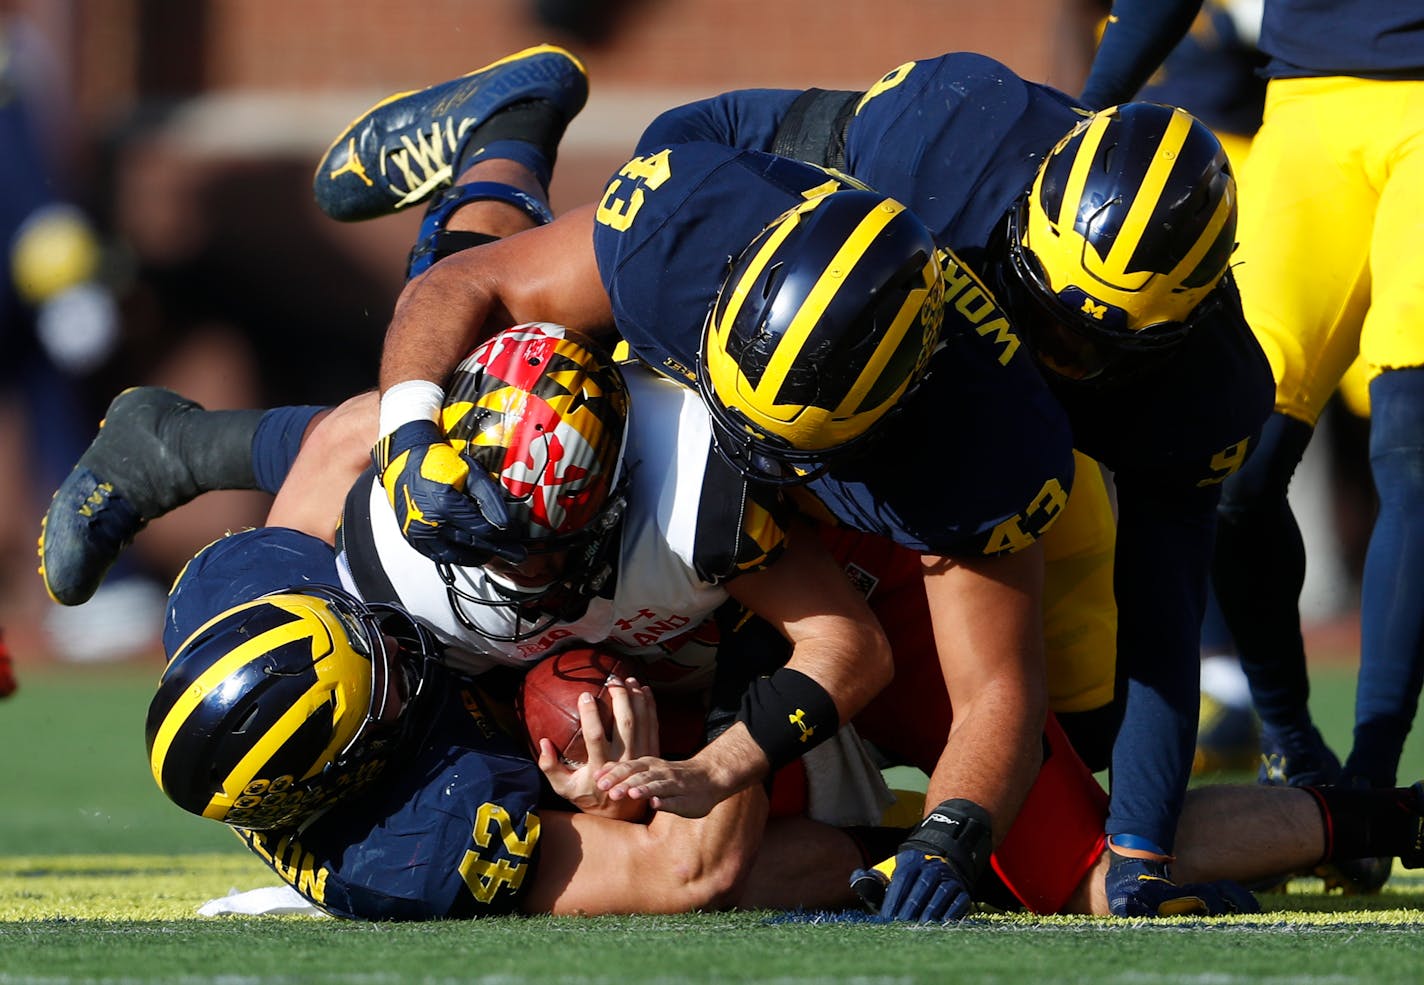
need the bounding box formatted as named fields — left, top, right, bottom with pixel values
left=43, top=45, right=1080, bottom=923
left=285, top=44, right=1277, bottom=922
left=1083, top=0, right=1424, bottom=890
left=279, top=47, right=1084, bottom=927
left=606, top=55, right=1274, bottom=917
left=38, top=52, right=1424, bottom=917
left=148, top=527, right=868, bottom=920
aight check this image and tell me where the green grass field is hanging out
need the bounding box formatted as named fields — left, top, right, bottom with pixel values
left=4, top=661, right=1424, bottom=984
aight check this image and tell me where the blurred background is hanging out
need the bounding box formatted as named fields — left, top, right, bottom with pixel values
left=0, top=0, right=1368, bottom=675
left=0, top=0, right=1106, bottom=667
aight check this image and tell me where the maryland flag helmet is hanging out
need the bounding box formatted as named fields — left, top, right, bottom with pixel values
left=699, top=189, right=944, bottom=484
left=1000, top=102, right=1236, bottom=382
left=442, top=322, right=629, bottom=550
left=437, top=323, right=630, bottom=637
left=146, top=586, right=432, bottom=830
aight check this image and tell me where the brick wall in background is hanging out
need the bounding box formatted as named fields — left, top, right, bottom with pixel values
left=66, top=1, right=1093, bottom=99
left=0, top=0, right=1100, bottom=660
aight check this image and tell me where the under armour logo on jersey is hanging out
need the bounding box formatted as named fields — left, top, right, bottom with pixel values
left=1080, top=297, right=1108, bottom=320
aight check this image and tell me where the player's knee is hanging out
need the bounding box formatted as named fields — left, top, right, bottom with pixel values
left=1218, top=411, right=1313, bottom=517
left=1368, top=368, right=1424, bottom=503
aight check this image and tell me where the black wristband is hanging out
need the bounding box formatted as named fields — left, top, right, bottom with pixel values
left=900, top=798, right=994, bottom=890
left=735, top=667, right=839, bottom=771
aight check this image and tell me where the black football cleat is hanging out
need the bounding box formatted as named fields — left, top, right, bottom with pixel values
left=38, top=387, right=205, bottom=606
left=314, top=44, right=587, bottom=222
left=1258, top=724, right=1341, bottom=788
left=1395, top=781, right=1424, bottom=870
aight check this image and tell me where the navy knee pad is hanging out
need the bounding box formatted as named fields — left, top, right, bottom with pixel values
left=1218, top=412, right=1314, bottom=518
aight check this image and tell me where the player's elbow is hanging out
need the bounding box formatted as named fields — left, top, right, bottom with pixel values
left=645, top=822, right=756, bottom=912
left=671, top=839, right=755, bottom=911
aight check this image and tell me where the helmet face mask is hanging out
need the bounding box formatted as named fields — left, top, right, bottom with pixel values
left=439, top=323, right=630, bottom=639
left=146, top=586, right=434, bottom=831
left=699, top=189, right=945, bottom=484
left=1002, top=103, right=1236, bottom=385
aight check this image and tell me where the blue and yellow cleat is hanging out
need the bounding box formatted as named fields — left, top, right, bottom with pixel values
left=314, top=44, right=588, bottom=222
left=38, top=387, right=203, bottom=606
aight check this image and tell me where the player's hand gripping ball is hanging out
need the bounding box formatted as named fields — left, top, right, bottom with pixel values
left=517, top=647, right=634, bottom=767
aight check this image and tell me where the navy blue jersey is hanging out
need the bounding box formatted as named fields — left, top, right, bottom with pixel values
left=1084, top=0, right=1424, bottom=105
left=163, top=527, right=345, bottom=656
left=639, top=55, right=1272, bottom=522
left=1260, top=0, right=1424, bottom=78
left=236, top=678, right=543, bottom=921
left=166, top=527, right=545, bottom=921
left=837, top=54, right=1275, bottom=844
left=592, top=140, right=1074, bottom=557
left=636, top=54, right=1275, bottom=847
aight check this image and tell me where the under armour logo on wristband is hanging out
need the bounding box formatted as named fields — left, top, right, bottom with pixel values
left=789, top=707, right=816, bottom=743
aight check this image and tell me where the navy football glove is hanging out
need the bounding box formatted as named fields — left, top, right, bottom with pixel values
left=372, top=419, right=527, bottom=567
left=1106, top=835, right=1260, bottom=917
left=850, top=799, right=993, bottom=923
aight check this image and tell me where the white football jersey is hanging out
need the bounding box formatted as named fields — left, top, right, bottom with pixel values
left=338, top=364, right=787, bottom=684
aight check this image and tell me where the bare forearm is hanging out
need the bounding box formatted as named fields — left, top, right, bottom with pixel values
left=641, top=787, right=768, bottom=910
left=920, top=545, right=1047, bottom=840
left=529, top=788, right=768, bottom=915
left=783, top=625, right=892, bottom=725
left=925, top=681, right=1044, bottom=842
left=380, top=265, right=505, bottom=392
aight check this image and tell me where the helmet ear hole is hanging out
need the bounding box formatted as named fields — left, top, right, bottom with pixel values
left=231, top=703, right=262, bottom=735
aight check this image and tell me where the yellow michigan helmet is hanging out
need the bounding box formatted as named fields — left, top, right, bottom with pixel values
left=145, top=587, right=431, bottom=830
left=999, top=102, right=1237, bottom=382
left=699, top=188, right=944, bottom=483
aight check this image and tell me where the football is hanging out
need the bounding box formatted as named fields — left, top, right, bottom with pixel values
left=517, top=647, right=634, bottom=766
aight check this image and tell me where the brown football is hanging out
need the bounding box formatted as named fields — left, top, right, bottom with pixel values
left=516, top=647, right=634, bottom=766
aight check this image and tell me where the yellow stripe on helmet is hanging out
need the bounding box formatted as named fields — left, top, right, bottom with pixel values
left=711, top=200, right=818, bottom=350
left=200, top=673, right=353, bottom=821
left=148, top=611, right=329, bottom=793
left=1056, top=113, right=1113, bottom=230
left=755, top=199, right=906, bottom=412
left=1100, top=107, right=1194, bottom=290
